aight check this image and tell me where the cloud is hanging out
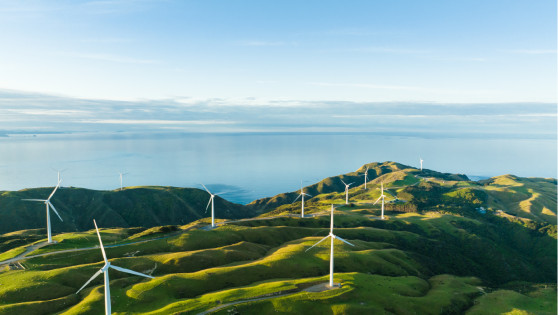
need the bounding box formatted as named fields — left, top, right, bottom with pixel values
left=508, top=49, right=557, bottom=55
left=308, top=82, right=423, bottom=91
left=80, top=119, right=235, bottom=125
left=5, top=109, right=92, bottom=116
left=80, top=38, right=134, bottom=43
left=346, top=47, right=431, bottom=54
left=237, top=41, right=294, bottom=47
left=0, top=89, right=555, bottom=138
left=57, top=52, right=161, bottom=64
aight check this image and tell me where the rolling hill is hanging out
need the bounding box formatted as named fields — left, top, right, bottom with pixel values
left=0, top=186, right=253, bottom=235
left=0, top=161, right=555, bottom=314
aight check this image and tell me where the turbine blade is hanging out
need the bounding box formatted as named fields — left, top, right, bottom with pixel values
left=292, top=194, right=302, bottom=203
left=340, top=179, right=346, bottom=186
left=334, top=235, right=355, bottom=247
left=305, top=235, right=330, bottom=252
left=304, top=193, right=312, bottom=197
left=48, top=201, right=63, bottom=222
left=348, top=182, right=354, bottom=186
left=110, top=265, right=154, bottom=279
left=214, top=191, right=232, bottom=196
left=22, top=199, right=46, bottom=202
left=47, top=180, right=62, bottom=201
left=76, top=269, right=103, bottom=294
left=205, top=196, right=213, bottom=212
left=93, top=220, right=108, bottom=263
left=373, top=196, right=382, bottom=205
left=201, top=183, right=212, bottom=194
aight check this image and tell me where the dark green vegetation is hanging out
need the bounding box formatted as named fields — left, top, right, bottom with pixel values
left=0, top=186, right=254, bottom=235
left=0, top=162, right=555, bottom=314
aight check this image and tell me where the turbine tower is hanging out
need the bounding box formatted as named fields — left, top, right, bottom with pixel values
left=340, top=179, right=353, bottom=204
left=118, top=172, right=128, bottom=191
left=22, top=180, right=64, bottom=243
left=76, top=220, right=154, bottom=315
left=420, top=158, right=423, bottom=171
left=373, top=182, right=386, bottom=220
left=362, top=167, right=369, bottom=190
left=293, top=181, right=312, bottom=218
left=306, top=204, right=355, bottom=287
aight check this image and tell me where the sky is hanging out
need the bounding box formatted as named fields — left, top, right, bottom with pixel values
left=0, top=0, right=556, bottom=104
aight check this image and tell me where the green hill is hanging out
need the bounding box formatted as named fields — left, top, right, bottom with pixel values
left=0, top=209, right=555, bottom=314
left=247, top=161, right=469, bottom=212
left=0, top=161, right=555, bottom=314
left=0, top=186, right=254, bottom=235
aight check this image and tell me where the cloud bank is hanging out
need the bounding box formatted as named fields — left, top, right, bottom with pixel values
left=0, top=89, right=555, bottom=139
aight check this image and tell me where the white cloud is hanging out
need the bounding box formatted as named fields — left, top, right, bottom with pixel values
left=237, top=41, right=294, bottom=47
left=346, top=47, right=431, bottom=54
left=508, top=49, right=557, bottom=55
left=80, top=119, right=235, bottom=125
left=308, top=82, right=423, bottom=91
left=5, top=109, right=91, bottom=116
left=58, top=52, right=161, bottom=64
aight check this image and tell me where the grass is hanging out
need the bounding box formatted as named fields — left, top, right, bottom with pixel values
left=467, top=285, right=557, bottom=315
left=0, top=163, right=555, bottom=314
left=0, top=246, right=27, bottom=262
left=211, top=273, right=482, bottom=315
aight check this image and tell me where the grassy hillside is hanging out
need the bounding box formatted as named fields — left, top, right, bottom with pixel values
left=0, top=161, right=555, bottom=314
left=0, top=208, right=555, bottom=314
left=480, top=175, right=557, bottom=223
left=247, top=161, right=469, bottom=212
left=0, top=186, right=254, bottom=235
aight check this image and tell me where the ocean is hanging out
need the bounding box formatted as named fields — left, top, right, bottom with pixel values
left=0, top=132, right=555, bottom=204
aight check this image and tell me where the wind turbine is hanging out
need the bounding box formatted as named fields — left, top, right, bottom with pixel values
left=118, top=172, right=128, bottom=191
left=362, top=167, right=369, bottom=190
left=293, top=181, right=312, bottom=218
left=202, top=184, right=222, bottom=228
left=420, top=158, right=423, bottom=171
left=306, top=204, right=355, bottom=287
left=76, top=220, right=154, bottom=315
left=340, top=179, right=353, bottom=204
left=52, top=168, right=67, bottom=184
left=373, top=182, right=386, bottom=220
left=22, top=180, right=63, bottom=243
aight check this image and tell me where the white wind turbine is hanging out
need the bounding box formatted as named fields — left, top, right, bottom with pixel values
left=340, top=179, right=354, bottom=204
left=52, top=168, right=67, bottom=184
left=306, top=204, right=355, bottom=287
left=420, top=158, right=424, bottom=171
left=118, top=171, right=128, bottom=191
left=293, top=181, right=312, bottom=218
left=362, top=167, right=369, bottom=190
left=22, top=180, right=63, bottom=243
left=76, top=220, right=154, bottom=315
left=373, top=182, right=387, bottom=220
left=202, top=184, right=225, bottom=228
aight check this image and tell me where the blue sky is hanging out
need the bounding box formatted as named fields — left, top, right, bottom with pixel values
left=0, top=0, right=555, bottom=103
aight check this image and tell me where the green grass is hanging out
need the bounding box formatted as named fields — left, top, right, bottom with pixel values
left=211, top=273, right=482, bottom=315
left=0, top=246, right=27, bottom=262
left=467, top=285, right=557, bottom=315
left=0, top=165, right=555, bottom=315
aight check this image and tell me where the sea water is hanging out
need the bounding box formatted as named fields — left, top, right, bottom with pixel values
left=0, top=133, right=555, bottom=204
